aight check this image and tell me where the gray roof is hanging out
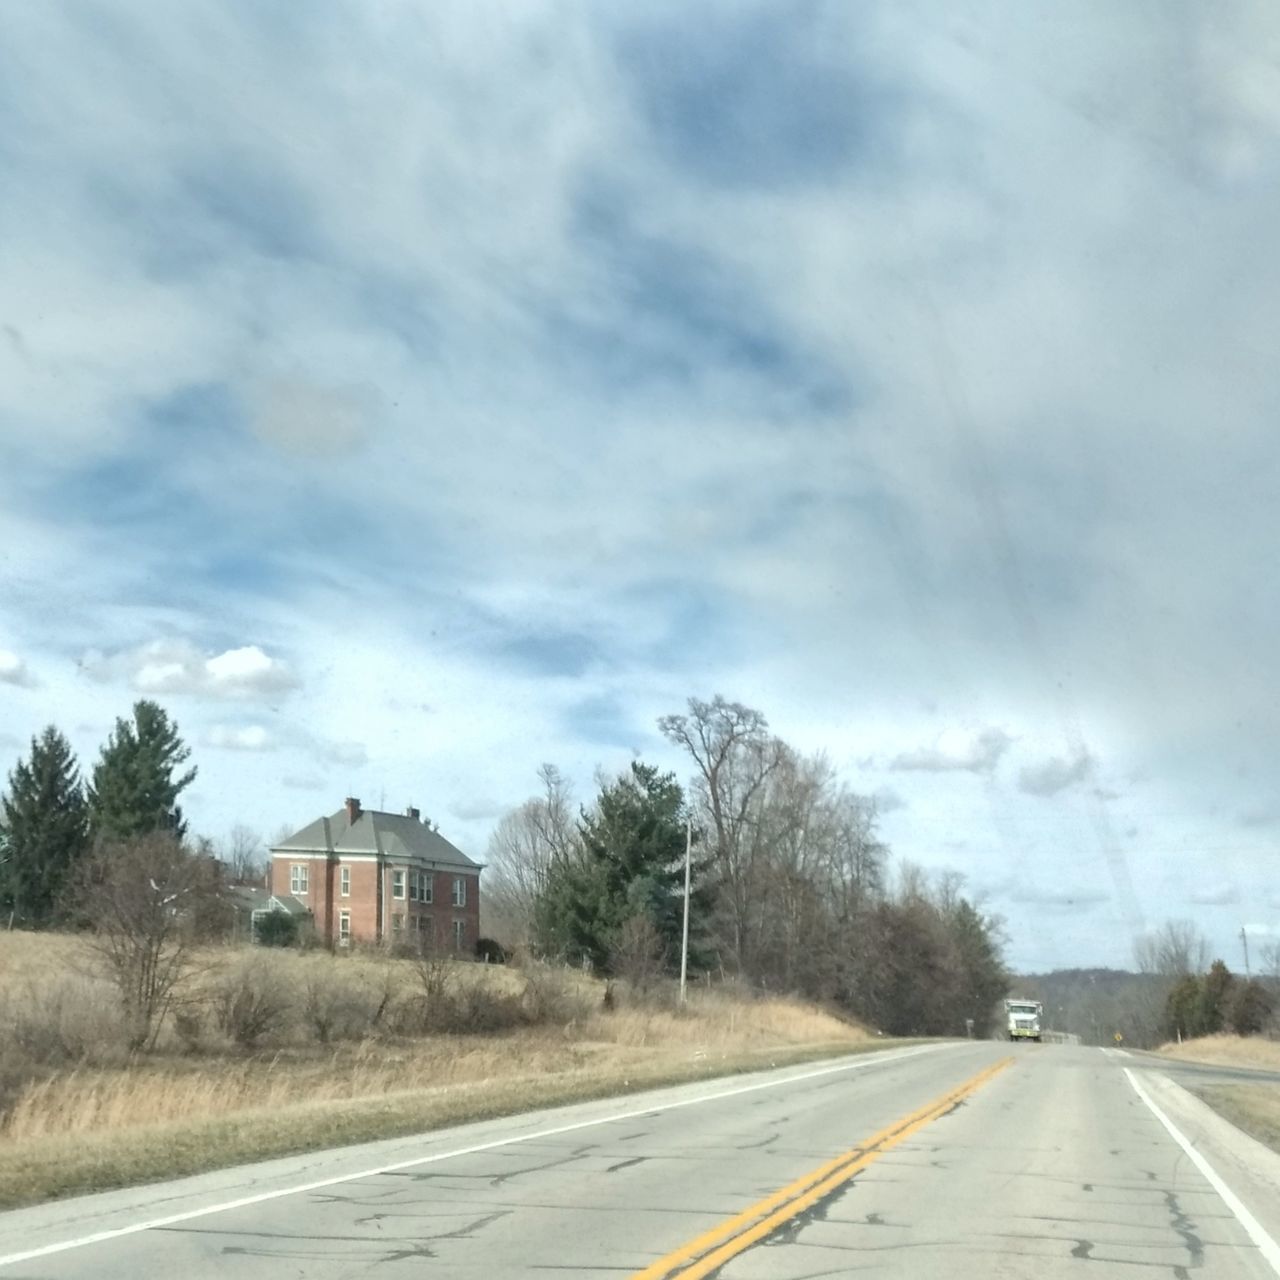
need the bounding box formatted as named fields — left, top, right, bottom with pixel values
left=228, top=887, right=312, bottom=916
left=272, top=807, right=481, bottom=872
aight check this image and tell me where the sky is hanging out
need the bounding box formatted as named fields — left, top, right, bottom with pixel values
left=2, top=1, right=1279, bottom=973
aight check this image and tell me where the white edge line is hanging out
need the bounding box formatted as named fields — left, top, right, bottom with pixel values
left=0, top=1042, right=951, bottom=1268
left=1124, top=1067, right=1280, bottom=1276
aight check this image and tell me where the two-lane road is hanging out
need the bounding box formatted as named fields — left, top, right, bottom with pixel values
left=3, top=1041, right=1279, bottom=1277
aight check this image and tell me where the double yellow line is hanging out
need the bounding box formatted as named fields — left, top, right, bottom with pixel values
left=630, top=1055, right=1013, bottom=1280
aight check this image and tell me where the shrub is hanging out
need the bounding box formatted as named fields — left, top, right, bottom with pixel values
left=256, top=913, right=299, bottom=948
left=301, top=960, right=379, bottom=1044
left=214, top=956, right=294, bottom=1048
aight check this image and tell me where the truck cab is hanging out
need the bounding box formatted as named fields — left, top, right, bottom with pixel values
left=1005, top=999, right=1042, bottom=1042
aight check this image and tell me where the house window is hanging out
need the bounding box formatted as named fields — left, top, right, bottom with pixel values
left=408, top=870, right=418, bottom=902
left=338, top=910, right=351, bottom=947
left=290, top=864, right=308, bottom=895
left=417, top=916, right=433, bottom=945
left=339, top=866, right=350, bottom=898
left=392, top=913, right=404, bottom=935
left=452, top=876, right=466, bottom=907
left=453, top=919, right=466, bottom=951
left=392, top=869, right=405, bottom=899
left=421, top=873, right=433, bottom=905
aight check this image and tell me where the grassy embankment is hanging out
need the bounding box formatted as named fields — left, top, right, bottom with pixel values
left=0, top=931, right=887, bottom=1208
left=1156, top=1034, right=1280, bottom=1155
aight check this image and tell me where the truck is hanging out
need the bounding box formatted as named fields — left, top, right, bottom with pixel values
left=1004, top=998, right=1042, bottom=1042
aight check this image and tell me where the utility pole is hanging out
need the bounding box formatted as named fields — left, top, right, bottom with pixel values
left=679, top=815, right=692, bottom=1005
left=1241, top=926, right=1251, bottom=978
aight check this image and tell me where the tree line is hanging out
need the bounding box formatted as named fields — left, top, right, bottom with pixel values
left=1022, top=920, right=1277, bottom=1047
left=486, top=695, right=1010, bottom=1036
left=0, top=700, right=195, bottom=927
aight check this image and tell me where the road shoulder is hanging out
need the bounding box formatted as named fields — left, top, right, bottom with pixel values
left=1132, top=1067, right=1280, bottom=1260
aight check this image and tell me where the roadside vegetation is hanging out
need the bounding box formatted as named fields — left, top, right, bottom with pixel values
left=0, top=930, right=874, bottom=1206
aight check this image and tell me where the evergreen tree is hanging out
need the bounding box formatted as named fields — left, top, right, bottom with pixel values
left=0, top=726, right=90, bottom=925
left=536, top=762, right=701, bottom=973
left=88, top=701, right=197, bottom=843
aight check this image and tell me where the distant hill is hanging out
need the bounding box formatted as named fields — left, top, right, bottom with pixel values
left=1013, top=968, right=1168, bottom=1047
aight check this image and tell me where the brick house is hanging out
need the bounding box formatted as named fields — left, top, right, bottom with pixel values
left=269, top=798, right=482, bottom=951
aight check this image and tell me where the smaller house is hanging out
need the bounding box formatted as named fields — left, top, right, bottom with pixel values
left=228, top=885, right=313, bottom=944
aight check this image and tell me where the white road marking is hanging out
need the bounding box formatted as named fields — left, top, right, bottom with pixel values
left=1124, top=1067, right=1280, bottom=1276
left=0, top=1043, right=951, bottom=1270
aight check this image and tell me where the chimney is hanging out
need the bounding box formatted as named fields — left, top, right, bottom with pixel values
left=405, top=805, right=420, bottom=821
left=345, top=797, right=362, bottom=823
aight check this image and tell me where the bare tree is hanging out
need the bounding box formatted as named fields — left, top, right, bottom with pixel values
left=484, top=765, right=578, bottom=946
left=221, top=824, right=267, bottom=884
left=1133, top=920, right=1209, bottom=977
left=70, top=833, right=223, bottom=1050
left=658, top=696, right=787, bottom=976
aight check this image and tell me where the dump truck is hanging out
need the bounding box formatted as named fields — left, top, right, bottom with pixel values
left=1005, top=998, right=1042, bottom=1042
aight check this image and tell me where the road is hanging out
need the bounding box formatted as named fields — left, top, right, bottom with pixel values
left=3, top=1041, right=1279, bottom=1278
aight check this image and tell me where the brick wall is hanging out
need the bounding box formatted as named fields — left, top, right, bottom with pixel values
left=270, top=855, right=480, bottom=949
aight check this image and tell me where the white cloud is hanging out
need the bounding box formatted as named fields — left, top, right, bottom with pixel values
left=316, top=740, right=369, bottom=769
left=1188, top=884, right=1241, bottom=907
left=1018, top=750, right=1094, bottom=797
left=891, top=727, right=1012, bottom=775
left=82, top=641, right=299, bottom=700
left=0, top=650, right=36, bottom=688
left=207, top=724, right=275, bottom=752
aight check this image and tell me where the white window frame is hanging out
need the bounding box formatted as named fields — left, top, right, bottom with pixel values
left=290, top=863, right=308, bottom=895
left=338, top=909, right=351, bottom=947
left=452, top=876, right=466, bottom=908
left=421, top=873, right=433, bottom=905
left=392, top=869, right=405, bottom=900
left=339, top=866, right=351, bottom=898
left=453, top=919, right=465, bottom=951
left=408, top=870, right=418, bottom=902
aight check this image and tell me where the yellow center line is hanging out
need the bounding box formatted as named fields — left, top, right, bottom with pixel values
left=629, top=1055, right=1014, bottom=1280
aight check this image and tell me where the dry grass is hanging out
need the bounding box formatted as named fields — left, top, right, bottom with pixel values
left=0, top=932, right=880, bottom=1207
left=1156, top=1034, right=1280, bottom=1071
left=1193, top=1085, right=1280, bottom=1157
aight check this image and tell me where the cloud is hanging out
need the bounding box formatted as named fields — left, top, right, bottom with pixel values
left=81, top=641, right=299, bottom=699
left=207, top=724, right=275, bottom=752
left=0, top=650, right=36, bottom=688
left=315, top=740, right=368, bottom=769
left=891, top=727, right=1012, bottom=775
left=247, top=377, right=376, bottom=457
left=1007, top=883, right=1110, bottom=910
left=449, top=798, right=508, bottom=823
left=1187, top=884, right=1241, bottom=906
left=1018, top=750, right=1094, bottom=797
left=872, top=786, right=907, bottom=814
left=282, top=774, right=327, bottom=792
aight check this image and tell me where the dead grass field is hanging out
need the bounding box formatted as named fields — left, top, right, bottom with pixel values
left=1192, top=1085, right=1280, bottom=1156
left=1156, top=1034, right=1280, bottom=1071
left=1155, top=1034, right=1280, bottom=1157
left=0, top=931, right=883, bottom=1207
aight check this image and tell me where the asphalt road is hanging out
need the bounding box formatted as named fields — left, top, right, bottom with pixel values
left=3, top=1041, right=1280, bottom=1278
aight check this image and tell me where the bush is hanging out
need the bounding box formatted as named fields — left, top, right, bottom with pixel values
left=256, top=913, right=300, bottom=948
left=301, top=960, right=380, bottom=1044
left=1227, top=979, right=1273, bottom=1037
left=214, top=956, right=295, bottom=1048
left=475, top=937, right=507, bottom=964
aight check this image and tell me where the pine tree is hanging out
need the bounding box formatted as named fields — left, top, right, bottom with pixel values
left=0, top=726, right=90, bottom=925
left=88, top=701, right=197, bottom=843
left=536, top=762, right=700, bottom=973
